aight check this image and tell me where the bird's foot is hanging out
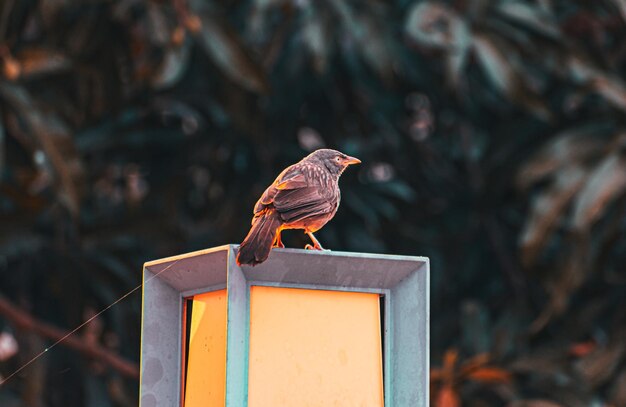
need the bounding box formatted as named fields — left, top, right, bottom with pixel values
left=305, top=231, right=328, bottom=251
left=272, top=232, right=285, bottom=248
left=305, top=243, right=327, bottom=251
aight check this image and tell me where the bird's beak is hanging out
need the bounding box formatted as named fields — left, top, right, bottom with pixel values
left=343, top=155, right=361, bottom=165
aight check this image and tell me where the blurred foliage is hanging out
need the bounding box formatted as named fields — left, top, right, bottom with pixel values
left=0, top=0, right=625, bottom=406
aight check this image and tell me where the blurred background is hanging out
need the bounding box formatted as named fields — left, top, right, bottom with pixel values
left=0, top=0, right=625, bottom=406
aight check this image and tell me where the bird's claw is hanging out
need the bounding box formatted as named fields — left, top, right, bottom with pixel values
left=305, top=244, right=327, bottom=251
left=272, top=234, right=285, bottom=248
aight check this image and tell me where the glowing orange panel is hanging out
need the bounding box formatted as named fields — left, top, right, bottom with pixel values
left=248, top=286, right=384, bottom=406
left=184, top=289, right=227, bottom=407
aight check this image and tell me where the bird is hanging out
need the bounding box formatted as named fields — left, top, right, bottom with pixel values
left=236, top=149, right=361, bottom=266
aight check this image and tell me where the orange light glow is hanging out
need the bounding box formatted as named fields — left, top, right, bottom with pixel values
left=248, top=286, right=384, bottom=406
left=183, top=289, right=227, bottom=407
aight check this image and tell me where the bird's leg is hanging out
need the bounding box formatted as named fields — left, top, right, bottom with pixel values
left=272, top=230, right=285, bottom=248
left=304, top=232, right=326, bottom=251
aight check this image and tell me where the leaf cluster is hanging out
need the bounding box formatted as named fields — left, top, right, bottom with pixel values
left=0, top=0, right=625, bottom=406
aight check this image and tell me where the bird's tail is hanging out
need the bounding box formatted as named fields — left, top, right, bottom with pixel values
left=236, top=209, right=281, bottom=266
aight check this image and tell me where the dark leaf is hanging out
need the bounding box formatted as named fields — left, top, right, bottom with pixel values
left=516, top=127, right=606, bottom=190
left=301, top=9, right=329, bottom=73
left=572, top=152, right=626, bottom=230
left=611, top=0, right=626, bottom=21
left=196, top=13, right=269, bottom=93
left=507, top=401, right=565, bottom=407
left=334, top=2, right=395, bottom=80
left=532, top=240, right=590, bottom=331
left=575, top=329, right=626, bottom=388
left=567, top=56, right=626, bottom=112
left=343, top=189, right=381, bottom=227
left=405, top=2, right=471, bottom=87
left=372, top=180, right=416, bottom=202
left=151, top=39, right=192, bottom=89
left=466, top=367, right=512, bottom=384
left=14, top=48, right=71, bottom=79
left=510, top=348, right=566, bottom=376
left=568, top=340, right=596, bottom=358
left=519, top=167, right=586, bottom=266
left=0, top=106, right=4, bottom=175
left=0, top=83, right=84, bottom=216
left=460, top=300, right=491, bottom=355
left=496, top=2, right=561, bottom=39
left=435, top=385, right=460, bottom=407
left=473, top=34, right=515, bottom=94
left=609, top=368, right=626, bottom=407
left=405, top=2, right=469, bottom=49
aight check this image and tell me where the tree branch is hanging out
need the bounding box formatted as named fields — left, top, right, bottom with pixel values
left=0, top=295, right=139, bottom=380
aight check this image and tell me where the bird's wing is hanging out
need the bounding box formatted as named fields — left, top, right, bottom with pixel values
left=276, top=172, right=308, bottom=190
left=273, top=186, right=334, bottom=223
left=252, top=165, right=307, bottom=215
left=253, top=163, right=334, bottom=222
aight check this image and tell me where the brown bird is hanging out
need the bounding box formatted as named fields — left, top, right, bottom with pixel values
left=236, top=149, right=361, bottom=266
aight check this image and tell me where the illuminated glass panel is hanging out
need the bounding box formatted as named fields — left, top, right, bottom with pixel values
left=183, top=289, right=227, bottom=407
left=248, top=286, right=384, bottom=406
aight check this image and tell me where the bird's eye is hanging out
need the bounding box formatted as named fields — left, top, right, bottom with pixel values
left=335, top=156, right=341, bottom=162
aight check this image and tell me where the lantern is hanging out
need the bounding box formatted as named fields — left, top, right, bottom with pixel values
left=140, top=245, right=429, bottom=406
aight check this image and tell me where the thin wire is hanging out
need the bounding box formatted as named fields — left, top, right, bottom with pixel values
left=0, top=259, right=180, bottom=386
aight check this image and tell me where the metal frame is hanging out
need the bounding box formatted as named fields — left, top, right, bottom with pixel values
left=139, top=244, right=429, bottom=407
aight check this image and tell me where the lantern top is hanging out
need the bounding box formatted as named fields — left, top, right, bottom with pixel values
left=144, top=244, right=428, bottom=295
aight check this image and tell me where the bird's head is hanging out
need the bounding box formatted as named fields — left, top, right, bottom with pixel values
left=306, top=149, right=361, bottom=175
